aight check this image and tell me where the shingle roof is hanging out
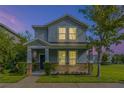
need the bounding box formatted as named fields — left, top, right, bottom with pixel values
left=0, top=23, right=20, bottom=38
left=32, top=14, right=88, bottom=30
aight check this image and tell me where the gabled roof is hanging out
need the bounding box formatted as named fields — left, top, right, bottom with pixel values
left=24, top=38, right=50, bottom=46
left=0, top=23, right=20, bottom=38
left=32, top=14, right=88, bottom=30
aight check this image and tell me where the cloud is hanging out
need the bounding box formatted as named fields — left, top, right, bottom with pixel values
left=0, top=10, right=25, bottom=33
left=111, top=42, right=124, bottom=54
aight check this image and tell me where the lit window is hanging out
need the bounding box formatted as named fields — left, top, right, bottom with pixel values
left=69, top=28, right=76, bottom=40
left=69, top=51, right=76, bottom=65
left=59, top=28, right=66, bottom=40
left=58, top=51, right=66, bottom=65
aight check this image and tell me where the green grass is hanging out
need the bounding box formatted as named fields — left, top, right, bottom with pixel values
left=0, top=75, right=25, bottom=83
left=37, top=64, right=124, bottom=83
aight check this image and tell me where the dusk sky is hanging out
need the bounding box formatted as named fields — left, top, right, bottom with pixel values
left=0, top=5, right=123, bottom=54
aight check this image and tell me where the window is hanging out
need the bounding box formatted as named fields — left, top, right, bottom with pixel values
left=58, top=28, right=66, bottom=40
left=69, top=51, right=76, bottom=65
left=69, top=28, right=76, bottom=40
left=58, top=51, right=66, bottom=65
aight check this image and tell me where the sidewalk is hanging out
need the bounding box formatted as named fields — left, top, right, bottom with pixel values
left=0, top=76, right=124, bottom=88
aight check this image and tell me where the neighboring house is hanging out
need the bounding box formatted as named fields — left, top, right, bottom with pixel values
left=25, top=15, right=94, bottom=75
left=0, top=23, right=21, bottom=71
left=0, top=23, right=21, bottom=43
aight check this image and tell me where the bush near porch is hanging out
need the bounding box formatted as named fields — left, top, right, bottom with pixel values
left=37, top=64, right=124, bottom=83
left=0, top=62, right=27, bottom=75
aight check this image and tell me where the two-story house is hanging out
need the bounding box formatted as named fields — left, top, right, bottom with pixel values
left=25, top=15, right=93, bottom=75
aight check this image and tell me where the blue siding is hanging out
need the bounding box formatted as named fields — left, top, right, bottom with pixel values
left=49, top=49, right=88, bottom=64
left=49, top=49, right=58, bottom=63
left=77, top=49, right=88, bottom=63
left=35, top=29, right=48, bottom=41
left=48, top=19, right=87, bottom=43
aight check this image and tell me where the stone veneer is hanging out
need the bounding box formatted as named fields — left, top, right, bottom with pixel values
left=51, top=63, right=93, bottom=74
left=27, top=63, right=32, bottom=76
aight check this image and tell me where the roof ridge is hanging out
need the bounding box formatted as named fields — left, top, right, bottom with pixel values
left=32, top=14, right=88, bottom=29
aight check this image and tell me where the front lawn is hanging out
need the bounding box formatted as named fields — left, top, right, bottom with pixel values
left=37, top=64, right=124, bottom=83
left=0, top=75, right=25, bottom=83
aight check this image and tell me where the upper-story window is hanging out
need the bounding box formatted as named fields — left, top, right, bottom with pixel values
left=69, top=28, right=77, bottom=40
left=58, top=27, right=66, bottom=40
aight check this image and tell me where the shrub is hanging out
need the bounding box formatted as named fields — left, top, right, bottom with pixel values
left=17, top=62, right=27, bottom=75
left=101, top=53, right=110, bottom=65
left=10, top=62, right=27, bottom=75
left=44, top=62, right=52, bottom=75
left=32, top=62, right=40, bottom=71
left=1, top=69, right=10, bottom=75
left=112, top=54, right=124, bottom=64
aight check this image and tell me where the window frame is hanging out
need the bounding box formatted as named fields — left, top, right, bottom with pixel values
left=58, top=51, right=66, bottom=65
left=69, top=51, right=77, bottom=65
left=58, top=27, right=66, bottom=40
left=68, top=27, right=77, bottom=40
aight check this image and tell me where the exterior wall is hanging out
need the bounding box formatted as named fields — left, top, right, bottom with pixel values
left=35, top=28, right=48, bottom=41
left=52, top=63, right=93, bottom=74
left=48, top=19, right=87, bottom=43
left=49, top=49, right=88, bottom=64
left=77, top=49, right=88, bottom=63
left=49, top=49, right=58, bottom=63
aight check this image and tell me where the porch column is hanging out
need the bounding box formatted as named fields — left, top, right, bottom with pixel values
left=87, top=50, right=92, bottom=75
left=27, top=47, right=32, bottom=76
left=45, top=48, right=49, bottom=62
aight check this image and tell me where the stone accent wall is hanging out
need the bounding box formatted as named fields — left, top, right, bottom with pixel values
left=52, top=63, right=93, bottom=74
left=27, top=63, right=32, bottom=76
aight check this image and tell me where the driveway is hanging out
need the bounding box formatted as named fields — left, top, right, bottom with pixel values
left=0, top=76, right=124, bottom=88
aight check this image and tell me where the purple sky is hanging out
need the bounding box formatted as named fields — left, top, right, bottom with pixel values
left=0, top=5, right=124, bottom=54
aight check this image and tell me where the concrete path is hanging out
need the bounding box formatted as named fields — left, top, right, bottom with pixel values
left=0, top=76, right=124, bottom=88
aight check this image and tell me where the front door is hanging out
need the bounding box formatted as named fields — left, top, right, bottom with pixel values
left=40, top=55, right=45, bottom=69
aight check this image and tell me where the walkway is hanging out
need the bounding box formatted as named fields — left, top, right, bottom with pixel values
left=0, top=76, right=124, bottom=88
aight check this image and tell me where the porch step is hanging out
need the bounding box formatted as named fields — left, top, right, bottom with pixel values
left=32, top=71, right=45, bottom=76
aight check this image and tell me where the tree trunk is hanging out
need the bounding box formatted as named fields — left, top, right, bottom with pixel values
left=97, top=47, right=103, bottom=80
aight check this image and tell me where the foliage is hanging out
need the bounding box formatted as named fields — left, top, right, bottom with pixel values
left=10, top=62, right=27, bottom=75
left=19, top=30, right=33, bottom=41
left=80, top=6, right=124, bottom=79
left=101, top=53, right=110, bottom=65
left=112, top=54, right=124, bottom=64
left=37, top=64, right=124, bottom=83
left=15, top=32, right=28, bottom=62
left=0, top=28, right=29, bottom=74
left=44, top=62, right=52, bottom=75
left=17, top=62, right=27, bottom=75
left=0, top=30, right=17, bottom=73
left=32, top=62, right=40, bottom=71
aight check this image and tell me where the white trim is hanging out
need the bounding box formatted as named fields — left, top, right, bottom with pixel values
left=30, top=46, right=45, bottom=49
left=24, top=38, right=50, bottom=46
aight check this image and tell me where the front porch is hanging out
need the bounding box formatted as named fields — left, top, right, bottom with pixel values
left=27, top=46, right=49, bottom=75
left=27, top=45, right=93, bottom=75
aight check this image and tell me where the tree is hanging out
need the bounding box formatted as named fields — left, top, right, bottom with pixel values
left=80, top=6, right=124, bottom=79
left=15, top=33, right=27, bottom=62
left=19, top=30, right=33, bottom=41
left=0, top=28, right=31, bottom=72
left=0, top=30, right=16, bottom=72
